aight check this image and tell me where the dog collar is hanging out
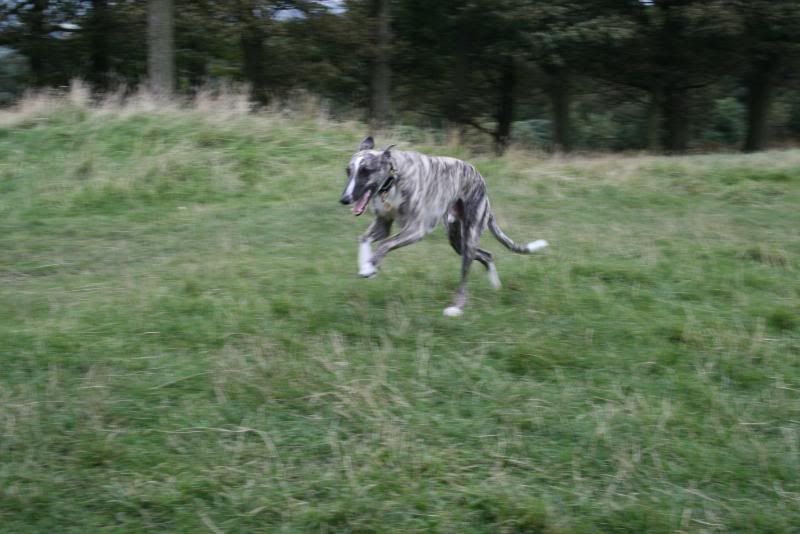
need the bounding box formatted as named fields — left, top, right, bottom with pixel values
left=378, top=161, right=398, bottom=198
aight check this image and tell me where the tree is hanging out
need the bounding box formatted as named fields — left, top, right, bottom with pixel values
left=0, top=46, right=29, bottom=104
left=232, top=0, right=272, bottom=104
left=737, top=1, right=800, bottom=152
left=584, top=0, right=740, bottom=153
left=370, top=0, right=391, bottom=128
left=148, top=0, right=174, bottom=94
left=508, top=0, right=638, bottom=153
left=1, top=0, right=53, bottom=86
left=87, top=0, right=111, bottom=89
left=1, top=0, right=798, bottom=153
left=186, top=1, right=326, bottom=104
left=391, top=0, right=527, bottom=153
left=0, top=1, right=89, bottom=87
left=518, top=2, right=586, bottom=153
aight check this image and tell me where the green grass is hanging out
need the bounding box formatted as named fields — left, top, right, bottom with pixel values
left=1, top=101, right=799, bottom=532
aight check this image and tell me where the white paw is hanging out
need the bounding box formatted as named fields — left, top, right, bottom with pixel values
left=358, top=263, right=377, bottom=278
left=443, top=306, right=463, bottom=317
left=526, top=239, right=549, bottom=252
left=487, top=264, right=502, bottom=290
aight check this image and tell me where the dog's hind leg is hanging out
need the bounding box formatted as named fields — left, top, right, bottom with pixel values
left=444, top=219, right=483, bottom=317
left=359, top=218, right=392, bottom=277
left=481, top=249, right=501, bottom=289
left=446, top=219, right=500, bottom=290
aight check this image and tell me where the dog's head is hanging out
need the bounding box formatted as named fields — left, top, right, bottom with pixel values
left=340, top=136, right=394, bottom=216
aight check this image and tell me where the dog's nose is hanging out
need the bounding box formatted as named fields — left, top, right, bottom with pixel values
left=340, top=194, right=352, bottom=205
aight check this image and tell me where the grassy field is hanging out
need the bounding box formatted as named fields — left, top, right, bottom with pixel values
left=1, top=95, right=799, bottom=532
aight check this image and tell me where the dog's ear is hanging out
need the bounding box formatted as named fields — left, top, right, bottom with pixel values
left=381, top=144, right=396, bottom=163
left=359, top=136, right=375, bottom=151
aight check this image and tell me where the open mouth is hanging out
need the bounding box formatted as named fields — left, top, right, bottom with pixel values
left=351, top=190, right=372, bottom=216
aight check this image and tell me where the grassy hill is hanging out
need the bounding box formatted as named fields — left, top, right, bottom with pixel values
left=1, top=94, right=799, bottom=532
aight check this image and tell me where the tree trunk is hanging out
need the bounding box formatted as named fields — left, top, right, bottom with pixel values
left=494, top=60, right=515, bottom=155
left=743, top=56, right=779, bottom=153
left=241, top=25, right=268, bottom=105
left=27, top=0, right=49, bottom=86
left=147, top=0, right=174, bottom=95
left=185, top=36, right=209, bottom=92
left=546, top=66, right=571, bottom=153
left=662, top=86, right=689, bottom=153
left=446, top=20, right=469, bottom=142
left=88, top=0, right=111, bottom=90
left=646, top=87, right=662, bottom=152
left=371, top=0, right=391, bottom=130
left=444, top=13, right=470, bottom=145
left=445, top=34, right=469, bottom=145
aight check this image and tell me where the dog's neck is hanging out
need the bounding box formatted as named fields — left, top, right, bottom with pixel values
left=378, top=158, right=399, bottom=197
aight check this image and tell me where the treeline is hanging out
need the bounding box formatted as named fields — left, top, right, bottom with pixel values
left=1, top=0, right=799, bottom=154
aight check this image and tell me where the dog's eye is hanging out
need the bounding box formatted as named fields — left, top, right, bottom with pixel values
left=345, top=167, right=350, bottom=177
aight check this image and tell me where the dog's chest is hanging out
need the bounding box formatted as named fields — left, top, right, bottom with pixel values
left=371, top=186, right=404, bottom=220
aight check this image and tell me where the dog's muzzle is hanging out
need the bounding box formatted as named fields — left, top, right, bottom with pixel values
left=339, top=193, right=352, bottom=205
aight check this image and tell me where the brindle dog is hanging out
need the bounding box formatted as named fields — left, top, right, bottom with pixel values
left=340, top=136, right=548, bottom=316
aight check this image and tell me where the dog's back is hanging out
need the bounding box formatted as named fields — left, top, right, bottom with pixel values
left=391, top=150, right=488, bottom=223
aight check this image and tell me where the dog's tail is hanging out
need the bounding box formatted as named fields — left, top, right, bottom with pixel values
left=488, top=214, right=548, bottom=254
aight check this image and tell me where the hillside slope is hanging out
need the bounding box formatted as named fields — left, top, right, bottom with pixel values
left=1, top=100, right=799, bottom=532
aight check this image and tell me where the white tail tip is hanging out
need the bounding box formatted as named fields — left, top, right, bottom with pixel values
left=526, top=239, right=549, bottom=252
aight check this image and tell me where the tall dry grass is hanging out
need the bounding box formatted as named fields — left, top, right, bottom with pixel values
left=0, top=79, right=340, bottom=126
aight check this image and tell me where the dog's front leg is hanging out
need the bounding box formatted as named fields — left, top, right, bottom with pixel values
left=359, top=218, right=392, bottom=277
left=370, top=224, right=427, bottom=271
left=358, top=240, right=375, bottom=277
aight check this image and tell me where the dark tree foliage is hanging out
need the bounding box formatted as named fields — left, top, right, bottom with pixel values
left=1, top=0, right=798, bottom=153
left=735, top=0, right=800, bottom=152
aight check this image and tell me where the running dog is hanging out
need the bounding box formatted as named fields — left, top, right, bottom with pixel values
left=339, top=136, right=548, bottom=316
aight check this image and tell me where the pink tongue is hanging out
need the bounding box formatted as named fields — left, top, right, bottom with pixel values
left=352, top=190, right=372, bottom=215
